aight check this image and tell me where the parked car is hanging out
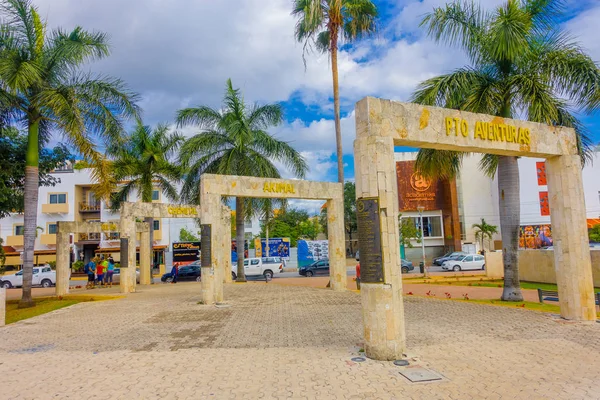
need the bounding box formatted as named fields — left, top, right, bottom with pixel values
left=237, top=257, right=279, bottom=280
left=112, top=268, right=141, bottom=284
left=1, top=266, right=56, bottom=288
left=401, top=259, right=414, bottom=273
left=299, top=259, right=329, bottom=277
left=261, top=257, right=284, bottom=273
left=433, top=252, right=466, bottom=266
left=442, top=254, right=485, bottom=271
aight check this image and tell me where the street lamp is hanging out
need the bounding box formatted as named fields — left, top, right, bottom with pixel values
left=417, top=205, right=427, bottom=277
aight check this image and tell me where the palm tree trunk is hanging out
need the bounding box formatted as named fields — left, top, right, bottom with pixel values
left=330, top=27, right=344, bottom=184
left=265, top=213, right=270, bottom=257
left=20, top=120, right=40, bottom=309
left=235, top=197, right=246, bottom=282
left=498, top=156, right=523, bottom=301
left=145, top=216, right=154, bottom=283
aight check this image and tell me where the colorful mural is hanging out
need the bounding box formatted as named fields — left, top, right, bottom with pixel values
left=519, top=224, right=553, bottom=249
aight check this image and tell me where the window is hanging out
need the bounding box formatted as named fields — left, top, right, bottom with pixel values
left=464, top=256, right=473, bottom=262
left=244, top=221, right=253, bottom=229
left=475, top=255, right=484, bottom=261
left=15, top=225, right=24, bottom=235
left=49, top=193, right=67, bottom=204
left=411, top=216, right=443, bottom=238
left=153, top=220, right=160, bottom=231
left=251, top=259, right=260, bottom=265
left=152, top=190, right=160, bottom=201
left=48, top=224, right=58, bottom=234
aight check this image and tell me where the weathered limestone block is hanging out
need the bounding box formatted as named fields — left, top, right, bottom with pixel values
left=327, top=198, right=347, bottom=291
left=0, top=287, right=5, bottom=327
left=546, top=155, right=596, bottom=321
left=139, top=230, right=151, bottom=285
left=55, top=232, right=71, bottom=296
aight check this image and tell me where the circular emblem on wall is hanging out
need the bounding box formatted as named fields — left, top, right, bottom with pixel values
left=357, top=200, right=365, bottom=213
left=410, top=173, right=432, bottom=192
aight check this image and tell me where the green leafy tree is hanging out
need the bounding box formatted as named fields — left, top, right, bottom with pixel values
left=298, top=217, right=322, bottom=240
left=398, top=214, right=421, bottom=248
left=589, top=224, right=600, bottom=243
left=343, top=182, right=358, bottom=255
left=411, top=0, right=600, bottom=301
left=0, top=127, right=73, bottom=218
left=177, top=79, right=307, bottom=282
left=179, top=227, right=200, bottom=242
left=472, top=218, right=498, bottom=252
left=292, top=0, right=377, bottom=183
left=109, top=123, right=183, bottom=277
left=0, top=0, right=140, bottom=307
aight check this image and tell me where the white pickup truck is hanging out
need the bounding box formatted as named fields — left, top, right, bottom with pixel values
left=1, top=266, right=57, bottom=288
left=231, top=258, right=280, bottom=280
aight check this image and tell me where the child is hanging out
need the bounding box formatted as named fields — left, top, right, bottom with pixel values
left=96, top=257, right=106, bottom=286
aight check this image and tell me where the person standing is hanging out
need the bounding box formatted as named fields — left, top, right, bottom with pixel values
left=355, top=261, right=361, bottom=290
left=96, top=257, right=106, bottom=287
left=170, top=264, right=179, bottom=284
left=106, top=257, right=115, bottom=288
left=85, top=258, right=96, bottom=289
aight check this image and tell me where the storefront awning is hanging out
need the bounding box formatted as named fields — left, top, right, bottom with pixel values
left=588, top=219, right=600, bottom=228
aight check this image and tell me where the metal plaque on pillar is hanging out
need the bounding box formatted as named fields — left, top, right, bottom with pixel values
left=120, top=238, right=129, bottom=268
left=201, top=224, right=211, bottom=268
left=356, top=197, right=384, bottom=283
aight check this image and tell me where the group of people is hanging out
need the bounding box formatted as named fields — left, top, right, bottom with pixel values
left=83, top=256, right=116, bottom=289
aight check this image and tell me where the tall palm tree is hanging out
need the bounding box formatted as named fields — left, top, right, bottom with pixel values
left=109, top=122, right=183, bottom=278
left=0, top=0, right=140, bottom=307
left=292, top=0, right=377, bottom=183
left=176, top=79, right=308, bottom=282
left=472, top=218, right=498, bottom=253
left=412, top=0, right=600, bottom=301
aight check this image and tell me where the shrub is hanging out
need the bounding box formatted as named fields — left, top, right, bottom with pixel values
left=72, top=261, right=84, bottom=272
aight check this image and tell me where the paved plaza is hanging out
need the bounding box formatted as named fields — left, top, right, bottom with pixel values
left=0, top=282, right=599, bottom=399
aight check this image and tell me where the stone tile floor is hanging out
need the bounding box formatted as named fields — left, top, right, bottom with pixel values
left=0, top=282, right=599, bottom=399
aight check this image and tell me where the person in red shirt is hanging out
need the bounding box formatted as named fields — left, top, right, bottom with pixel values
left=96, top=257, right=106, bottom=286
left=355, top=262, right=361, bottom=290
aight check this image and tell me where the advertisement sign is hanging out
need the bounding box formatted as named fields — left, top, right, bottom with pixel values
left=297, top=239, right=329, bottom=268
left=253, top=238, right=290, bottom=259
left=396, top=161, right=443, bottom=212
left=519, top=225, right=553, bottom=249
left=172, top=241, right=201, bottom=266
left=231, top=239, right=249, bottom=263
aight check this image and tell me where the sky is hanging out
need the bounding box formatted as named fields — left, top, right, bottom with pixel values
left=34, top=0, right=600, bottom=197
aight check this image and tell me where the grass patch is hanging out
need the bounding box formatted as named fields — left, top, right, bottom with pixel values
left=411, top=279, right=600, bottom=292
left=5, top=295, right=121, bottom=325
left=448, top=298, right=600, bottom=317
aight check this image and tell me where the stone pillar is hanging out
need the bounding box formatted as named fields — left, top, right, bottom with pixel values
left=139, top=229, right=151, bottom=285
left=119, top=218, right=136, bottom=293
left=546, top=155, right=596, bottom=321
left=0, top=287, right=5, bottom=327
left=55, top=231, right=71, bottom=296
left=327, top=198, right=347, bottom=291
left=199, top=191, right=222, bottom=304
left=353, top=97, right=406, bottom=360
left=222, top=206, right=232, bottom=284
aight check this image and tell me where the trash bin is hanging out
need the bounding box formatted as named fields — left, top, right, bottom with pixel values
left=419, top=261, right=425, bottom=274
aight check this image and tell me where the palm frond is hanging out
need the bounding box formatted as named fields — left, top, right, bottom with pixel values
left=414, top=149, right=464, bottom=179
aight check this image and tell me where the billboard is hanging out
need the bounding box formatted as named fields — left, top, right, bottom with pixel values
left=519, top=224, right=553, bottom=249
left=172, top=241, right=200, bottom=266
left=297, top=239, right=329, bottom=267
left=396, top=160, right=443, bottom=211
left=254, top=237, right=290, bottom=259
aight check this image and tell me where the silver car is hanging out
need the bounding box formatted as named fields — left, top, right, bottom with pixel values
left=111, top=268, right=140, bottom=284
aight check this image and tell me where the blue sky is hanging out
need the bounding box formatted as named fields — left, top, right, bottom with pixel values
left=35, top=0, right=600, bottom=187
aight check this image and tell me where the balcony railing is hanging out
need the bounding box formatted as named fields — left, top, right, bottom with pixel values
left=79, top=201, right=101, bottom=212
left=78, top=232, right=101, bottom=241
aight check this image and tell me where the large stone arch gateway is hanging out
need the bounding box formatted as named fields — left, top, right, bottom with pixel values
left=198, top=174, right=346, bottom=304
left=354, top=97, right=596, bottom=360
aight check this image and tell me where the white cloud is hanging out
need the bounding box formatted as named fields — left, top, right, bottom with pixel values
left=566, top=4, right=600, bottom=63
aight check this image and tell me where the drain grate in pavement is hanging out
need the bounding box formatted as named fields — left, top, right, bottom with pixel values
left=399, top=368, right=443, bottom=383
left=351, top=357, right=366, bottom=362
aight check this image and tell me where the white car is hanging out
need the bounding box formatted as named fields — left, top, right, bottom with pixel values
left=234, top=257, right=280, bottom=280
left=1, top=266, right=57, bottom=288
left=442, top=254, right=485, bottom=271
left=112, top=268, right=140, bottom=284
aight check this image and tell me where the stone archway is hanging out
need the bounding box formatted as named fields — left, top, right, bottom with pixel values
left=198, top=174, right=345, bottom=305
left=55, top=220, right=150, bottom=296
left=353, top=97, right=596, bottom=360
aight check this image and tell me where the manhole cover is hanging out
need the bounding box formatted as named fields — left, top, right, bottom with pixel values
left=351, top=357, right=366, bottom=362
left=399, top=368, right=443, bottom=382
left=393, top=360, right=410, bottom=366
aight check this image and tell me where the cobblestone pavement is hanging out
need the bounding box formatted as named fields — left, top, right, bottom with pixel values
left=1, top=282, right=599, bottom=399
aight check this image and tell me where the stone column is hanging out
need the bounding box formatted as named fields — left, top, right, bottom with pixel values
left=199, top=192, right=221, bottom=304
left=55, top=231, right=71, bottom=296
left=546, top=155, right=596, bottom=321
left=139, top=229, right=151, bottom=285
left=327, top=198, right=347, bottom=291
left=0, top=287, right=5, bottom=327
left=222, top=206, right=232, bottom=284
left=353, top=97, right=406, bottom=360
left=119, top=217, right=136, bottom=293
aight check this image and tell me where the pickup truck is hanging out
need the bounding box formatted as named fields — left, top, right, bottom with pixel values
left=1, top=266, right=57, bottom=288
left=232, top=257, right=280, bottom=280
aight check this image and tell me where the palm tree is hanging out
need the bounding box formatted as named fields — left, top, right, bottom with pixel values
left=472, top=218, right=498, bottom=253
left=0, top=0, right=140, bottom=307
left=176, top=79, right=308, bottom=282
left=412, top=0, right=599, bottom=301
left=109, top=122, right=183, bottom=279
left=292, top=0, right=377, bottom=183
